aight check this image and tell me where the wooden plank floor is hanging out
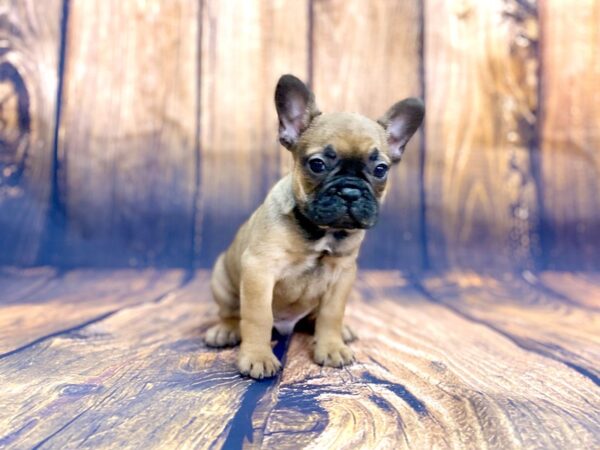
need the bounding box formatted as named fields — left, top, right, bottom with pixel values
left=0, top=270, right=598, bottom=449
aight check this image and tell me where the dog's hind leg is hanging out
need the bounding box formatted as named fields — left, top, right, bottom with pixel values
left=296, top=312, right=358, bottom=343
left=205, top=253, right=242, bottom=347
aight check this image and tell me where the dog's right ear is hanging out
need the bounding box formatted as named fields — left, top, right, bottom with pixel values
left=275, top=74, right=320, bottom=150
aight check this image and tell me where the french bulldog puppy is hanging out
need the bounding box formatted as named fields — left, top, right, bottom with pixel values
left=205, top=74, right=424, bottom=379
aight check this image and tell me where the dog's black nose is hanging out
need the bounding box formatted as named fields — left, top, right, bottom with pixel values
left=339, top=187, right=361, bottom=201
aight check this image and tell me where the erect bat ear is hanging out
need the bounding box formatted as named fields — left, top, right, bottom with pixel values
left=378, top=98, right=425, bottom=163
left=274, top=74, right=321, bottom=150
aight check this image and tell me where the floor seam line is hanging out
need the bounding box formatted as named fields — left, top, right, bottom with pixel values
left=408, top=274, right=600, bottom=388
left=0, top=270, right=195, bottom=361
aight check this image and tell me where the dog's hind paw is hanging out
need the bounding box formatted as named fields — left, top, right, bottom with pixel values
left=342, top=324, right=358, bottom=343
left=314, top=341, right=355, bottom=368
left=204, top=320, right=241, bottom=347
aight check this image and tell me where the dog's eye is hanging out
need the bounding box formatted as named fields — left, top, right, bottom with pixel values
left=373, top=163, right=389, bottom=178
left=308, top=158, right=326, bottom=174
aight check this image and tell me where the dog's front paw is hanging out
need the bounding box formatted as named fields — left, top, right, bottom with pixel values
left=205, top=320, right=241, bottom=347
left=238, top=347, right=281, bottom=379
left=314, top=341, right=355, bottom=368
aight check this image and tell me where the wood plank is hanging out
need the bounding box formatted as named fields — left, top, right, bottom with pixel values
left=0, top=272, right=258, bottom=449
left=539, top=0, right=600, bottom=269
left=424, top=0, right=540, bottom=269
left=538, top=271, right=600, bottom=311
left=259, top=273, right=600, bottom=449
left=422, top=271, right=600, bottom=382
left=56, top=0, right=199, bottom=266
left=312, top=0, right=423, bottom=269
left=0, top=267, right=56, bottom=304
left=197, top=0, right=308, bottom=267
left=0, top=269, right=185, bottom=355
left=1, top=270, right=599, bottom=448
left=0, top=0, right=62, bottom=265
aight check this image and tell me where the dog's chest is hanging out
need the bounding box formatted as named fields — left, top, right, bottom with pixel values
left=274, top=253, right=335, bottom=304
left=272, top=233, right=350, bottom=334
left=308, top=232, right=339, bottom=255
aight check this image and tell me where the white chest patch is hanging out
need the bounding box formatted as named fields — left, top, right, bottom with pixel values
left=274, top=310, right=312, bottom=335
left=311, top=234, right=335, bottom=254
left=272, top=230, right=356, bottom=335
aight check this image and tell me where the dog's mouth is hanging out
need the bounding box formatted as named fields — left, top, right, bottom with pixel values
left=302, top=177, right=379, bottom=230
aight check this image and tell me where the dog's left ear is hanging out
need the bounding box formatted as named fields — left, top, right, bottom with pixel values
left=275, top=74, right=321, bottom=150
left=378, top=98, right=425, bottom=163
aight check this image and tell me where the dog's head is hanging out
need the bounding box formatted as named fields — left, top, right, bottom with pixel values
left=275, top=74, right=424, bottom=230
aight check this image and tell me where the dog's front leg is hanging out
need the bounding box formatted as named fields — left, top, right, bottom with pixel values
left=313, top=264, right=356, bottom=367
left=237, top=255, right=281, bottom=379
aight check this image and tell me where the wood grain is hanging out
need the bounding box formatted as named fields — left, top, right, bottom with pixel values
left=1, top=1, right=597, bottom=272
left=1, top=269, right=599, bottom=448
left=539, top=271, right=600, bottom=311
left=56, top=0, right=199, bottom=266
left=0, top=272, right=257, bottom=449
left=0, top=266, right=56, bottom=304
left=312, top=0, right=423, bottom=270
left=260, top=273, right=600, bottom=449
left=422, top=271, right=600, bottom=382
left=539, top=0, right=600, bottom=269
left=197, top=0, right=308, bottom=267
left=0, top=269, right=185, bottom=355
left=424, top=0, right=540, bottom=270
left=0, top=0, right=62, bottom=265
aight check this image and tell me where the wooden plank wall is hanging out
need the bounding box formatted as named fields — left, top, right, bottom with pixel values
left=0, top=0, right=63, bottom=265
left=539, top=0, right=600, bottom=269
left=197, top=0, right=308, bottom=266
left=54, top=0, right=199, bottom=267
left=424, top=0, right=540, bottom=270
left=311, top=0, right=423, bottom=270
left=0, top=0, right=598, bottom=270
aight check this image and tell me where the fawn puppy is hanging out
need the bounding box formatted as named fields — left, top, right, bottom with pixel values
left=205, top=75, right=424, bottom=379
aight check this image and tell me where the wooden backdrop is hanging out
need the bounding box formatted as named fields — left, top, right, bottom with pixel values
left=0, top=0, right=598, bottom=270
